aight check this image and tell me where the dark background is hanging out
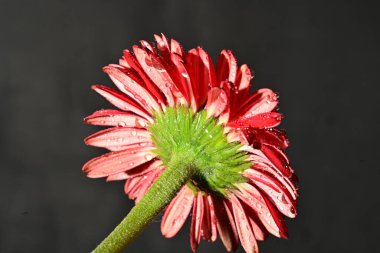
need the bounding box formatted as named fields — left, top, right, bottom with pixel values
left=1, top=0, right=379, bottom=252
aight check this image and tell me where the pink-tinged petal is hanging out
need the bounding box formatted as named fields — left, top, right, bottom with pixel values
left=226, top=128, right=249, bottom=145
left=106, top=171, right=129, bottom=181
left=119, top=57, right=131, bottom=68
left=228, top=112, right=282, bottom=129
left=244, top=169, right=297, bottom=218
left=170, top=38, right=184, bottom=57
left=134, top=168, right=164, bottom=203
left=84, top=127, right=151, bottom=151
left=229, top=195, right=258, bottom=253
left=161, top=186, right=194, bottom=238
left=216, top=50, right=237, bottom=84
left=140, top=40, right=156, bottom=53
left=236, top=88, right=279, bottom=120
left=261, top=144, right=293, bottom=178
left=212, top=196, right=239, bottom=252
left=205, top=87, right=228, bottom=118
left=133, top=46, right=179, bottom=106
left=107, top=159, right=162, bottom=181
left=91, top=85, right=152, bottom=120
left=125, top=167, right=163, bottom=202
left=82, top=147, right=156, bottom=178
left=186, top=47, right=216, bottom=109
left=244, top=128, right=289, bottom=149
left=233, top=183, right=288, bottom=238
left=84, top=109, right=149, bottom=128
left=190, top=192, right=204, bottom=252
left=103, top=65, right=162, bottom=112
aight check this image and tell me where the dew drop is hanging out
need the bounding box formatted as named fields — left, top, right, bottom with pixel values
left=181, top=72, right=189, bottom=78
left=131, top=130, right=137, bottom=136
left=129, top=162, right=135, bottom=166
left=145, top=154, right=153, bottom=160
left=118, top=121, right=126, bottom=127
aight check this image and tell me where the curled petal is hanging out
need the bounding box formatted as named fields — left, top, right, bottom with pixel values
left=186, top=47, right=216, bottom=109
left=216, top=50, right=238, bottom=84
left=161, top=186, right=194, bottom=238
left=237, top=88, right=279, bottom=120
left=235, top=64, right=252, bottom=92
left=82, top=147, right=156, bottom=178
left=205, top=87, right=228, bottom=118
left=228, top=112, right=282, bottom=129
left=230, top=195, right=258, bottom=253
left=190, top=192, right=204, bottom=252
left=244, top=128, right=289, bottom=149
left=261, top=144, right=293, bottom=178
left=92, top=85, right=151, bottom=120
left=84, top=109, right=148, bottom=128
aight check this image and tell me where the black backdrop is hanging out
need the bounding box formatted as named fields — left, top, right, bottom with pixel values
left=1, top=0, right=379, bottom=252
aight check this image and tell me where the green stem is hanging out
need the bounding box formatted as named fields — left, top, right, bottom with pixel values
left=92, top=153, right=195, bottom=253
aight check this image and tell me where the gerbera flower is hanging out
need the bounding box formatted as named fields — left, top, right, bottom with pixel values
left=83, top=34, right=298, bottom=253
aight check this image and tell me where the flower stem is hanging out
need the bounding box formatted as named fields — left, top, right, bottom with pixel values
left=92, top=152, right=196, bottom=253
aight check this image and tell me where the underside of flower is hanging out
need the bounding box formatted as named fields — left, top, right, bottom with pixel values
left=149, top=107, right=251, bottom=196
left=84, top=34, right=299, bottom=253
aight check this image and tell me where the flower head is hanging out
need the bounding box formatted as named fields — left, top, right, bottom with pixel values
left=83, top=34, right=298, bottom=253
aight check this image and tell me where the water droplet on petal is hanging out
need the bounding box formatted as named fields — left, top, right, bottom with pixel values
left=131, top=130, right=137, bottom=136
left=145, top=154, right=153, bottom=160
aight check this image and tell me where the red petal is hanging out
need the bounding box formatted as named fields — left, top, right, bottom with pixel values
left=103, top=65, right=161, bottom=112
left=190, top=192, right=204, bottom=252
left=84, top=109, right=149, bottom=128
left=234, top=183, right=288, bottom=238
left=216, top=50, right=237, bottom=84
left=230, top=195, right=258, bottom=253
left=247, top=215, right=268, bottom=241
left=92, top=85, right=152, bottom=120
left=236, top=88, right=278, bottom=120
left=244, top=169, right=297, bottom=218
left=82, top=147, right=156, bottom=178
left=205, top=87, right=228, bottom=118
left=170, top=53, right=194, bottom=108
left=261, top=144, right=293, bottom=178
left=140, top=40, right=156, bottom=53
left=245, top=128, right=289, bottom=149
left=212, top=196, right=239, bottom=252
left=201, top=195, right=211, bottom=241
left=186, top=47, right=216, bottom=109
left=84, top=127, right=151, bottom=151
left=161, top=186, right=194, bottom=238
left=133, top=46, right=177, bottom=106
left=228, top=112, right=282, bottom=129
